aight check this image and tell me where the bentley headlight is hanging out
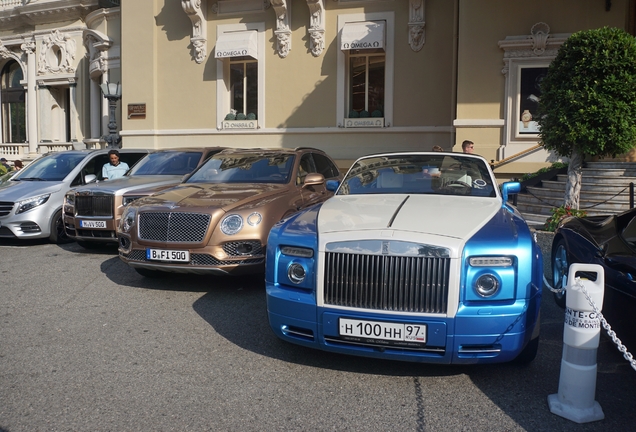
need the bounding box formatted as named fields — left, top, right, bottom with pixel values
left=64, top=193, right=75, bottom=207
left=246, top=212, right=262, bottom=226
left=288, top=262, right=307, bottom=284
left=121, top=207, right=137, bottom=233
left=122, top=196, right=143, bottom=206
left=220, top=214, right=243, bottom=235
left=16, top=193, right=51, bottom=214
left=474, top=274, right=500, bottom=297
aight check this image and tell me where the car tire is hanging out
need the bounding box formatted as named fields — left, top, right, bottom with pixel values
left=135, top=268, right=165, bottom=278
left=49, top=209, right=72, bottom=244
left=552, top=237, right=569, bottom=308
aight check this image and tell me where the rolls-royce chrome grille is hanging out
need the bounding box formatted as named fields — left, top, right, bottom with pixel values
left=323, top=241, right=451, bottom=314
left=138, top=212, right=211, bottom=242
left=76, top=195, right=114, bottom=217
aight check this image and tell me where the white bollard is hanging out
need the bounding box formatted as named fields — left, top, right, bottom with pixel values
left=548, top=263, right=605, bottom=423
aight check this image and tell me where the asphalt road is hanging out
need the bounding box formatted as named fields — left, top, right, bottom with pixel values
left=1, top=235, right=635, bottom=431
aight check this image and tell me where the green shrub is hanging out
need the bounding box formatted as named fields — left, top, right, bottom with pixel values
left=544, top=205, right=587, bottom=232
left=521, top=162, right=568, bottom=182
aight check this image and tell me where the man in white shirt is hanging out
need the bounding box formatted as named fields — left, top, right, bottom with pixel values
left=102, top=149, right=129, bottom=180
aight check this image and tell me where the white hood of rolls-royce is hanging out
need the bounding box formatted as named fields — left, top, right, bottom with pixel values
left=317, top=194, right=502, bottom=256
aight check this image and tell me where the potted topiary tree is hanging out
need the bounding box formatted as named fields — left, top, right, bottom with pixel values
left=537, top=27, right=636, bottom=209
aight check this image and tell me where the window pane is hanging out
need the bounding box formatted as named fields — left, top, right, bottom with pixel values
left=349, top=57, right=367, bottom=113
left=368, top=56, right=385, bottom=116
left=245, top=62, right=258, bottom=118
left=10, top=102, right=26, bottom=143
left=230, top=63, right=245, bottom=113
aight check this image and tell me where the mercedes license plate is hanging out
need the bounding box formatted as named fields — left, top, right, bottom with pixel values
left=339, top=318, right=426, bottom=344
left=146, top=248, right=190, bottom=262
left=80, top=220, right=107, bottom=228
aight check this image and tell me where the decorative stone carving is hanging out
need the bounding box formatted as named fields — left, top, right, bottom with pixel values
left=21, top=40, right=36, bottom=56
left=182, top=0, right=207, bottom=64
left=271, top=0, right=291, bottom=58
left=83, top=30, right=113, bottom=79
left=306, top=0, right=325, bottom=57
left=499, top=22, right=568, bottom=76
left=409, top=0, right=425, bottom=52
left=0, top=41, right=13, bottom=59
left=530, top=22, right=550, bottom=55
left=38, top=30, right=76, bottom=74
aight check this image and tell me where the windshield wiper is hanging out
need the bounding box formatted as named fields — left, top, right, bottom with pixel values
left=19, top=177, right=46, bottom=181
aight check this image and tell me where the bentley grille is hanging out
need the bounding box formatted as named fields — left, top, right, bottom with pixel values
left=139, top=212, right=211, bottom=242
left=76, top=195, right=114, bottom=217
left=324, top=253, right=450, bottom=313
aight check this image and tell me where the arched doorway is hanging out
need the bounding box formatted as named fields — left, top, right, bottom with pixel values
left=0, top=60, right=26, bottom=144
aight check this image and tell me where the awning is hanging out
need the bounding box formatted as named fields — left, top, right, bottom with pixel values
left=341, top=21, right=385, bottom=50
left=215, top=31, right=258, bottom=59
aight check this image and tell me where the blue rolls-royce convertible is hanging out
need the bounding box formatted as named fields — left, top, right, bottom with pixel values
left=265, top=152, right=543, bottom=364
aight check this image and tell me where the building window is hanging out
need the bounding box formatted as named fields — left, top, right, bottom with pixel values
left=518, top=66, right=547, bottom=135
left=337, top=14, right=394, bottom=128
left=348, top=49, right=385, bottom=118
left=230, top=58, right=258, bottom=119
left=216, top=24, right=264, bottom=130
left=1, top=61, right=26, bottom=143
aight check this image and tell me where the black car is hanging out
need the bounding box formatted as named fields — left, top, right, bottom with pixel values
left=552, top=208, right=636, bottom=347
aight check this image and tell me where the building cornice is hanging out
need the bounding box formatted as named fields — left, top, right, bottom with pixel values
left=0, top=0, right=101, bottom=26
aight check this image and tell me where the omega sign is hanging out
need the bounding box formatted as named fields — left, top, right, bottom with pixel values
left=215, top=49, right=249, bottom=58
left=342, top=41, right=381, bottom=49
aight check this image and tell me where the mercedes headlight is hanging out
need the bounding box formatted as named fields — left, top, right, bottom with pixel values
left=121, top=207, right=137, bottom=233
left=16, top=193, right=51, bottom=214
left=220, top=214, right=243, bottom=235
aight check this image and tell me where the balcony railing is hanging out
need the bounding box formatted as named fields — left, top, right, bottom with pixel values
left=0, top=0, right=25, bottom=10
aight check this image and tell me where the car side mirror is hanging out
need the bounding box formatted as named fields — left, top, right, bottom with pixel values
left=326, top=179, right=340, bottom=192
left=501, top=182, right=520, bottom=206
left=302, top=173, right=325, bottom=188
left=85, top=174, right=97, bottom=184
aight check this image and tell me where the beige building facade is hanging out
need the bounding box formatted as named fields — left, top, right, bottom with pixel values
left=1, top=0, right=635, bottom=178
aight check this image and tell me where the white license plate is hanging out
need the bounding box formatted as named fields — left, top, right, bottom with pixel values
left=80, top=220, right=107, bottom=228
left=146, top=248, right=190, bottom=262
left=339, top=318, right=427, bottom=344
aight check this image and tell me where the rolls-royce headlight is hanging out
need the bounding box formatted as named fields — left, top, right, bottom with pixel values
left=221, top=214, right=243, bottom=235
left=16, top=193, right=51, bottom=214
left=123, top=196, right=143, bottom=206
left=469, top=257, right=513, bottom=267
left=475, top=274, right=500, bottom=297
left=121, top=207, right=137, bottom=233
left=288, top=263, right=307, bottom=284
left=281, top=246, right=314, bottom=258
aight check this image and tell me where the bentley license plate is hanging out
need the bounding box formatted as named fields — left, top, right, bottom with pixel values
left=146, top=248, right=190, bottom=262
left=80, top=220, right=107, bottom=228
left=339, top=318, right=426, bottom=344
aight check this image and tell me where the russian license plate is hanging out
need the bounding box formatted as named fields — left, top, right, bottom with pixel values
left=80, top=220, right=107, bottom=229
left=146, top=248, right=190, bottom=262
left=339, top=318, right=427, bottom=344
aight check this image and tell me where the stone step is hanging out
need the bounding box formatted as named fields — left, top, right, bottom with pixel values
left=582, top=168, right=636, bottom=177
left=524, top=186, right=632, bottom=202
left=585, top=161, right=636, bottom=170
left=539, top=180, right=632, bottom=193
left=556, top=174, right=636, bottom=185
left=515, top=200, right=622, bottom=218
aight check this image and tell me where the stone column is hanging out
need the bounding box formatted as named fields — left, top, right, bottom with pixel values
left=21, top=41, right=38, bottom=155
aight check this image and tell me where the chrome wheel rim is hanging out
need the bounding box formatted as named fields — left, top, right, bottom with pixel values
left=552, top=243, right=568, bottom=298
